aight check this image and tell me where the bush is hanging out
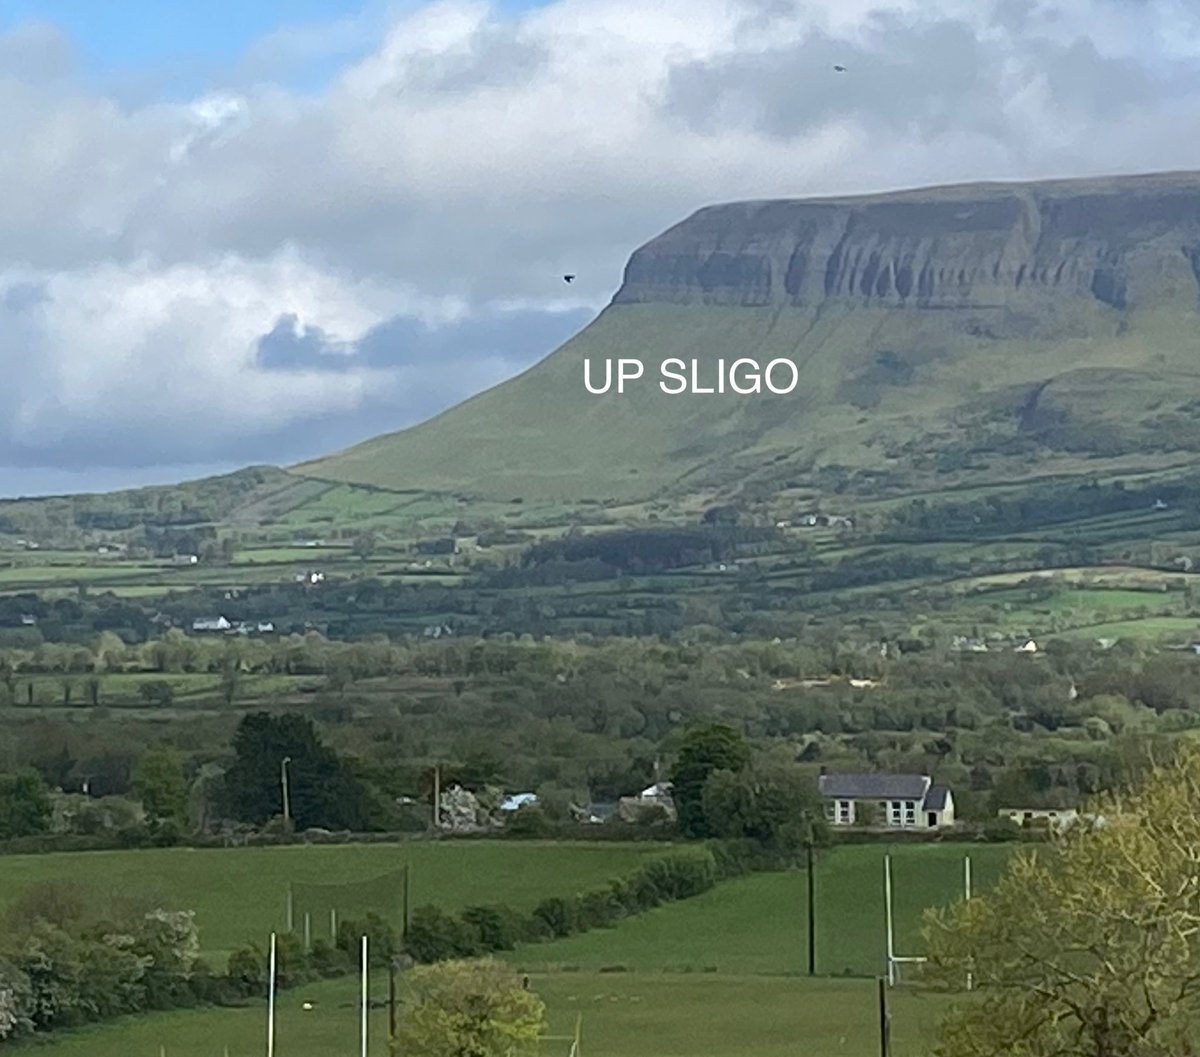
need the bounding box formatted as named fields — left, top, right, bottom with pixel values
left=188, top=959, right=235, bottom=1004
left=633, top=852, right=717, bottom=906
left=308, top=939, right=351, bottom=978
left=576, top=887, right=623, bottom=930
left=980, top=818, right=1022, bottom=842
left=504, top=804, right=555, bottom=838
left=531, top=896, right=578, bottom=939
left=226, top=944, right=265, bottom=997
left=404, top=906, right=482, bottom=963
left=460, top=905, right=530, bottom=952
left=337, top=912, right=397, bottom=968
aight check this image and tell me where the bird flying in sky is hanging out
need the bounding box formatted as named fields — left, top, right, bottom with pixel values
left=563, top=274, right=575, bottom=283
left=834, top=64, right=846, bottom=72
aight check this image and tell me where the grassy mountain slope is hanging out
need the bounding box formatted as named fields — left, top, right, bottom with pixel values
left=296, top=170, right=1200, bottom=505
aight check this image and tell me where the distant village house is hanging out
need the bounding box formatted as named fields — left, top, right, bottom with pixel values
left=818, top=772, right=955, bottom=830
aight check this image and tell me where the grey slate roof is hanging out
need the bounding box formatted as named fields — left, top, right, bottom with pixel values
left=922, top=786, right=950, bottom=811
left=819, top=773, right=931, bottom=800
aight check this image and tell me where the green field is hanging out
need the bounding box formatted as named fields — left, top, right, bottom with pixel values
left=7, top=843, right=1013, bottom=1056
left=0, top=841, right=665, bottom=962
left=16, top=971, right=955, bottom=1057
left=516, top=844, right=1011, bottom=977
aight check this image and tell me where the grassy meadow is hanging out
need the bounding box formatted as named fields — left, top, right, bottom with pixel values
left=515, top=844, right=1012, bottom=977
left=8, top=842, right=1014, bottom=1057
left=15, top=971, right=957, bottom=1057
left=0, top=841, right=666, bottom=963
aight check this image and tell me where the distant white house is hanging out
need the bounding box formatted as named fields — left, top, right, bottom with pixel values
left=1015, top=639, right=1039, bottom=653
left=171, top=554, right=199, bottom=566
left=818, top=773, right=955, bottom=830
left=192, top=616, right=231, bottom=632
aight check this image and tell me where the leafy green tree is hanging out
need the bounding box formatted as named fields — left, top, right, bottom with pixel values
left=924, top=744, right=1200, bottom=1057
left=669, top=723, right=751, bottom=838
left=0, top=770, right=52, bottom=840
left=352, top=533, right=377, bottom=561
left=137, top=680, right=174, bottom=707
left=701, top=765, right=828, bottom=852
left=392, top=957, right=546, bottom=1057
left=221, top=712, right=371, bottom=831
left=131, top=749, right=188, bottom=827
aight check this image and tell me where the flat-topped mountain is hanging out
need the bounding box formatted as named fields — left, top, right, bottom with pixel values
left=299, top=170, right=1200, bottom=504
left=615, top=170, right=1200, bottom=310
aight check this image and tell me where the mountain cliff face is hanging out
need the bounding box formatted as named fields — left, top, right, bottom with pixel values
left=298, top=171, right=1200, bottom=504
left=614, top=173, right=1200, bottom=313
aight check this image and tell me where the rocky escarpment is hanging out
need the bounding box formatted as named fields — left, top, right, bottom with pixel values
left=613, top=171, right=1200, bottom=311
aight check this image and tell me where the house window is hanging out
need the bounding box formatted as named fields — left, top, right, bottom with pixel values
left=904, top=801, right=915, bottom=826
left=889, top=800, right=902, bottom=826
left=837, top=800, right=852, bottom=824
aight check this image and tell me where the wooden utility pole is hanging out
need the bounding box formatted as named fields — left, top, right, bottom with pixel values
left=883, top=974, right=892, bottom=1055
left=402, top=863, right=411, bottom=938
left=806, top=826, right=816, bottom=976
left=388, top=962, right=397, bottom=1040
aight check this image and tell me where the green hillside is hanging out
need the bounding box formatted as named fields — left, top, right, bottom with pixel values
left=296, top=170, right=1200, bottom=505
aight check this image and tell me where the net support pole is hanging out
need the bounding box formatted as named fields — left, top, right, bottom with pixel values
left=964, top=855, right=974, bottom=992
left=331, top=907, right=338, bottom=941
left=286, top=884, right=293, bottom=933
left=304, top=912, right=312, bottom=952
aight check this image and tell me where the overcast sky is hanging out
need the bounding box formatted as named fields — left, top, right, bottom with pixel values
left=1, top=0, right=1199, bottom=497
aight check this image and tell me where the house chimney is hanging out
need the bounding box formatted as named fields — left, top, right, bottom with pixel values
left=818, top=765, right=827, bottom=776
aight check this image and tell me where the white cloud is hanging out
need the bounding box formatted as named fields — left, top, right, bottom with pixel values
left=1, top=0, right=1200, bottom=488
left=0, top=250, right=444, bottom=455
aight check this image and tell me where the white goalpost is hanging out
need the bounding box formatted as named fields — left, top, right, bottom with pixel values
left=361, top=934, right=369, bottom=1057
left=884, top=852, right=973, bottom=987
left=266, top=932, right=277, bottom=1057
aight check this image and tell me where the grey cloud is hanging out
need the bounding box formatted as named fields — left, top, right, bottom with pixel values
left=256, top=304, right=593, bottom=373
left=659, top=10, right=1158, bottom=143
left=0, top=281, right=48, bottom=312
left=0, top=301, right=593, bottom=477
left=396, top=24, right=551, bottom=94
